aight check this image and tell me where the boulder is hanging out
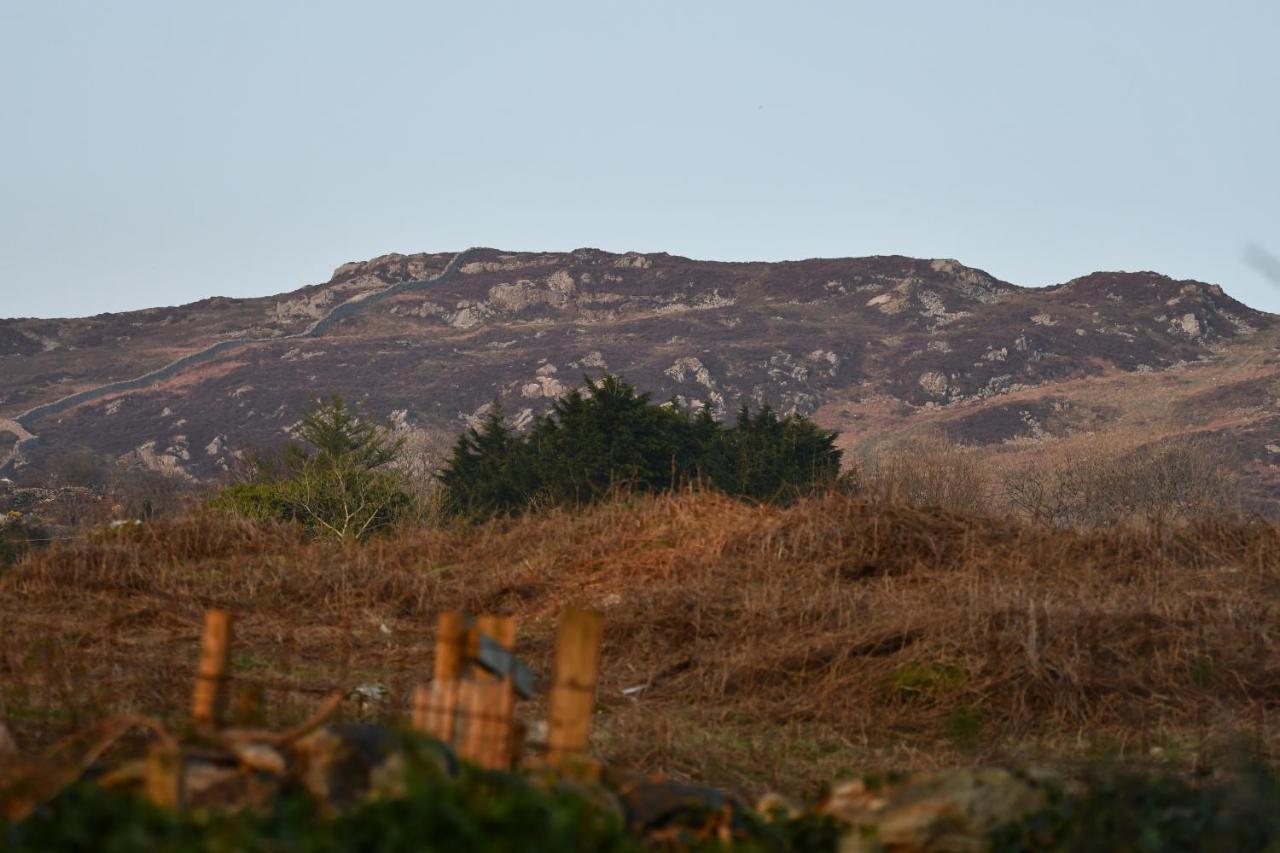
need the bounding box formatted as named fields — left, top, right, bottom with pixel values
left=615, top=776, right=748, bottom=844
left=820, top=768, right=1051, bottom=852
left=290, top=724, right=456, bottom=811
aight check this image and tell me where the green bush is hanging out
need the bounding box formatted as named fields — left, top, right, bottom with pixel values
left=2, top=768, right=636, bottom=852
left=991, top=766, right=1280, bottom=851
left=209, top=397, right=411, bottom=542
left=1, top=756, right=842, bottom=851
left=438, top=375, right=841, bottom=520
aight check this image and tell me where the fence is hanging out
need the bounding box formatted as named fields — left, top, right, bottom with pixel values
left=187, top=606, right=603, bottom=776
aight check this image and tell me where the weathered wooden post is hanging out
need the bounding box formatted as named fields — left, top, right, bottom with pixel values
left=413, top=611, right=466, bottom=741
left=460, top=615, right=517, bottom=770
left=191, top=609, right=232, bottom=731
left=546, top=608, right=603, bottom=776
left=143, top=744, right=184, bottom=809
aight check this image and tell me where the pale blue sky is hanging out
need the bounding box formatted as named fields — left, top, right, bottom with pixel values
left=2, top=1, right=1278, bottom=319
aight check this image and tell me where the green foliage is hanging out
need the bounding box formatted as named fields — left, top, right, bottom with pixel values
left=718, top=405, right=845, bottom=504
left=0, top=754, right=842, bottom=851
left=1, top=769, right=635, bottom=852
left=438, top=375, right=841, bottom=520
left=209, top=396, right=410, bottom=542
left=436, top=407, right=540, bottom=522
left=942, top=706, right=985, bottom=748
left=527, top=377, right=707, bottom=506
left=889, top=661, right=967, bottom=701
left=990, top=766, right=1280, bottom=852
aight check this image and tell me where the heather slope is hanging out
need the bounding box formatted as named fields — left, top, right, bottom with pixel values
left=4, top=248, right=1275, bottom=511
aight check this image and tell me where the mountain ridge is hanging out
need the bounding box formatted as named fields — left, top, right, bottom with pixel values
left=3, top=247, right=1277, bottom=508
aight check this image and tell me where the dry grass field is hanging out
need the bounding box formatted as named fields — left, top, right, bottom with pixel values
left=4, top=491, right=1279, bottom=800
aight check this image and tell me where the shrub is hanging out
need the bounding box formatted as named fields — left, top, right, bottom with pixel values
left=1003, top=440, right=1241, bottom=527
left=210, top=397, right=411, bottom=541
left=863, top=434, right=991, bottom=515
left=437, top=375, right=841, bottom=520
left=991, top=766, right=1280, bottom=851
left=1, top=764, right=637, bottom=852
left=0, top=745, right=843, bottom=851
left=717, top=405, right=845, bottom=503
left=436, top=408, right=541, bottom=521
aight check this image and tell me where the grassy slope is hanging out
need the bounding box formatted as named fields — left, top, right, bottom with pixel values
left=3, top=493, right=1279, bottom=799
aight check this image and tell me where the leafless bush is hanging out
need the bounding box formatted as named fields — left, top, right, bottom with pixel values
left=861, top=434, right=992, bottom=515
left=390, top=425, right=455, bottom=525
left=46, top=446, right=115, bottom=491
left=109, top=466, right=199, bottom=521
left=1003, top=439, right=1242, bottom=527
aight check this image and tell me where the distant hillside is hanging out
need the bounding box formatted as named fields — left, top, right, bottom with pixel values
left=2, top=247, right=1277, bottom=504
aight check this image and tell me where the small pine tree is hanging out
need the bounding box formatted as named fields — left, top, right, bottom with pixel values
left=211, top=396, right=410, bottom=541
left=287, top=395, right=401, bottom=472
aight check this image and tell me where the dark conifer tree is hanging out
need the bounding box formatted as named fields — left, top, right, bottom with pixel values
left=436, top=375, right=842, bottom=520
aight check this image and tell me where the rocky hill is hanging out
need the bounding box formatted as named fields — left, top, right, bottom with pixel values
left=2, top=247, right=1278, bottom=503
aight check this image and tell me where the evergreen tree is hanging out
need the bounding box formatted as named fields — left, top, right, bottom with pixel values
left=715, top=404, right=840, bottom=501
left=436, top=375, right=844, bottom=521
left=437, top=406, right=537, bottom=520
left=211, top=396, right=410, bottom=541
left=528, top=376, right=698, bottom=504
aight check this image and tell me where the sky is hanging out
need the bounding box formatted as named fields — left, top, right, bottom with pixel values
left=2, top=1, right=1278, bottom=319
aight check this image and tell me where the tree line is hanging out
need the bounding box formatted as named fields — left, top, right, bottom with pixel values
left=213, top=375, right=841, bottom=540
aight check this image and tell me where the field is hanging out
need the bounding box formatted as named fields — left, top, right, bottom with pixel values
left=4, top=490, right=1279, bottom=803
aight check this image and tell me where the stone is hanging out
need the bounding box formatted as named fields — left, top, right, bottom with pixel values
left=616, top=776, right=745, bottom=834
left=229, top=741, right=287, bottom=775
left=918, top=371, right=949, bottom=397
left=290, top=724, right=456, bottom=812
left=820, top=768, right=1051, bottom=852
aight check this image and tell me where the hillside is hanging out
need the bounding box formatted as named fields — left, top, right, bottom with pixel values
left=4, top=493, right=1278, bottom=797
left=2, top=248, right=1277, bottom=505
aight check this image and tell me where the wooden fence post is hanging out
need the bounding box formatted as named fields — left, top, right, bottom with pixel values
left=144, top=744, right=184, bottom=809
left=459, top=615, right=516, bottom=770
left=413, top=611, right=466, bottom=741
left=191, top=609, right=232, bottom=731
left=546, top=609, right=603, bottom=776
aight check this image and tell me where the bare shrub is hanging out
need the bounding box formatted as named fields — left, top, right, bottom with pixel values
left=110, top=465, right=196, bottom=521
left=46, top=445, right=114, bottom=491
left=862, top=433, right=992, bottom=515
left=1003, top=439, right=1242, bottom=527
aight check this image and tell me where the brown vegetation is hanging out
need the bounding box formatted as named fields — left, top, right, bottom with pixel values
left=3, top=490, right=1278, bottom=798
left=862, top=431, right=1245, bottom=526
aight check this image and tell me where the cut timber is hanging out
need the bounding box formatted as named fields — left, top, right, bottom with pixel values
left=546, top=608, right=604, bottom=775
left=191, top=610, right=232, bottom=730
